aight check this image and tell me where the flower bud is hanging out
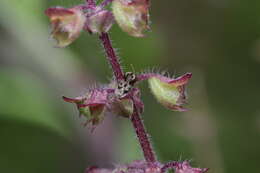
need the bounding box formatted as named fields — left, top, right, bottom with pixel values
left=45, top=7, right=86, bottom=47
left=85, top=9, right=114, bottom=34
left=148, top=73, right=192, bottom=111
left=112, top=0, right=150, bottom=37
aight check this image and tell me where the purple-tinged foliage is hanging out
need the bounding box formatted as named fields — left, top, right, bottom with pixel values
left=62, top=86, right=139, bottom=130
left=45, top=0, right=208, bottom=172
left=45, top=7, right=86, bottom=47
left=62, top=88, right=111, bottom=130
left=85, top=160, right=208, bottom=173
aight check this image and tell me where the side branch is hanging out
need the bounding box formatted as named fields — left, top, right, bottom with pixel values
left=131, top=106, right=156, bottom=163
left=99, top=33, right=124, bottom=81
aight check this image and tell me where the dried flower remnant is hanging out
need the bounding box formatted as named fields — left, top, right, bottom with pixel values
left=62, top=88, right=111, bottom=129
left=63, top=85, right=139, bottom=130
left=85, top=8, right=114, bottom=34
left=112, top=0, right=150, bottom=37
left=110, top=97, right=134, bottom=118
left=45, top=7, right=86, bottom=47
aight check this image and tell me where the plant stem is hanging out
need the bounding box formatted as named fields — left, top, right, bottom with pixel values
left=131, top=106, right=156, bottom=162
left=99, top=32, right=124, bottom=81
left=99, top=32, right=156, bottom=162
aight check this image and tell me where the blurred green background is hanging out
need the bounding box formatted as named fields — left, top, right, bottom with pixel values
left=0, top=0, right=260, bottom=172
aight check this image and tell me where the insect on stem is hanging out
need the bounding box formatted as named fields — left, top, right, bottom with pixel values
left=99, top=31, right=157, bottom=163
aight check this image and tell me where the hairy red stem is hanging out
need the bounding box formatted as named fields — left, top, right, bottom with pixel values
left=131, top=106, right=156, bottom=162
left=99, top=32, right=125, bottom=81
left=99, top=31, right=156, bottom=162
